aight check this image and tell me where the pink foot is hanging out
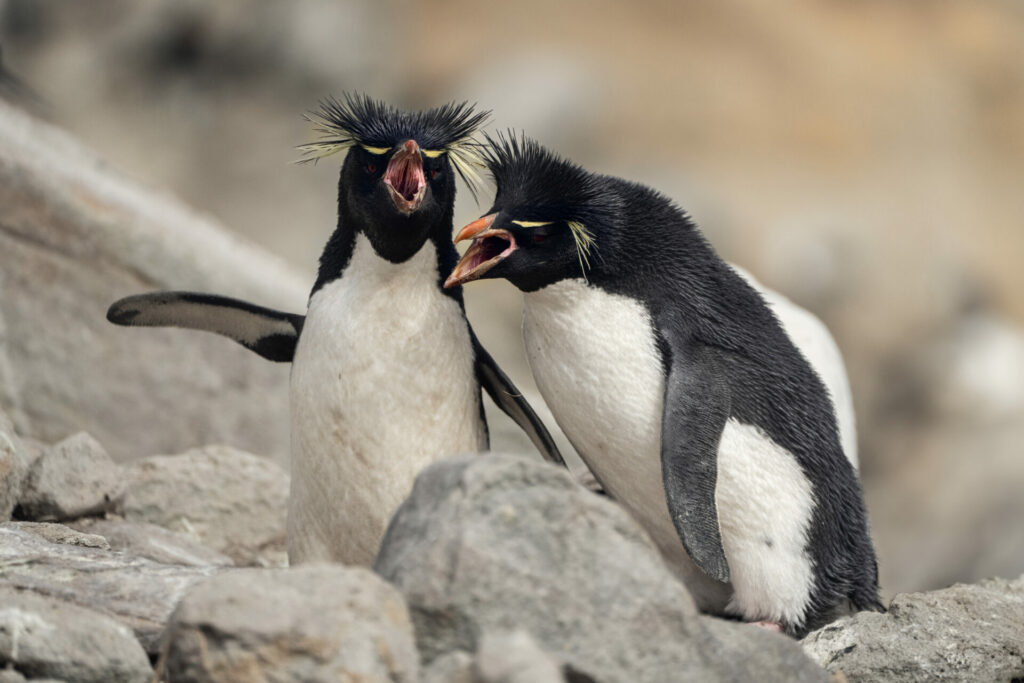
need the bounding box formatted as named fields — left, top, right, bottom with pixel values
left=749, top=620, right=783, bottom=632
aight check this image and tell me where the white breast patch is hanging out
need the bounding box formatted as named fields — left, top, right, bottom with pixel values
left=523, top=278, right=816, bottom=625
left=288, top=234, right=486, bottom=566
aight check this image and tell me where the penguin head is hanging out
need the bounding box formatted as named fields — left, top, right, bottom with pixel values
left=301, top=94, right=489, bottom=263
left=445, top=133, right=621, bottom=292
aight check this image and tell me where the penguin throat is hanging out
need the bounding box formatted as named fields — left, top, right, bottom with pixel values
left=385, top=154, right=425, bottom=202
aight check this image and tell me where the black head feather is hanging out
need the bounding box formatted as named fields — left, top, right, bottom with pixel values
left=483, top=131, right=622, bottom=229
left=299, top=93, right=489, bottom=195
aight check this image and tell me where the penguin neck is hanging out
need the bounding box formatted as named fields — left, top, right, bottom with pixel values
left=310, top=215, right=464, bottom=307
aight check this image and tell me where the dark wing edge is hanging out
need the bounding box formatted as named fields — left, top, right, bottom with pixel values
left=471, top=334, right=567, bottom=469
left=660, top=340, right=732, bottom=583
left=107, top=291, right=305, bottom=363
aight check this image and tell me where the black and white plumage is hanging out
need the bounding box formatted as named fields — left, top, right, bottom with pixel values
left=446, top=133, right=882, bottom=636
left=107, top=98, right=563, bottom=566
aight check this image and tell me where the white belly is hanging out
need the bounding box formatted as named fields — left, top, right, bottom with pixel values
left=523, top=278, right=817, bottom=625
left=288, top=234, right=486, bottom=566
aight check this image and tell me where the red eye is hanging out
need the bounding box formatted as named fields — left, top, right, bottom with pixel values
left=532, top=233, right=547, bottom=243
left=430, top=169, right=440, bottom=179
left=366, top=162, right=377, bottom=173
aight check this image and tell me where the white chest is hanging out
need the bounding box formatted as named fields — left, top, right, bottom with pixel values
left=288, top=234, right=486, bottom=565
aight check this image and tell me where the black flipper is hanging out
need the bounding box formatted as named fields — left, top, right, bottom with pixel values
left=107, top=291, right=304, bottom=363
left=471, top=334, right=567, bottom=469
left=660, top=340, right=731, bottom=583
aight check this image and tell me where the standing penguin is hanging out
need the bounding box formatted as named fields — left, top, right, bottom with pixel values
left=445, top=134, right=881, bottom=636
left=107, top=98, right=563, bottom=566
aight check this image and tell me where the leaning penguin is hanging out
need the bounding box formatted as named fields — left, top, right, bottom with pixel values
left=107, top=97, right=564, bottom=566
left=445, top=133, right=882, bottom=636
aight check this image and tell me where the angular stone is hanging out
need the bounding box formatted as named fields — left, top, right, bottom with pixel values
left=70, top=517, right=233, bottom=567
left=0, top=525, right=222, bottom=654
left=802, top=576, right=1024, bottom=682
left=17, top=432, right=124, bottom=521
left=2, top=521, right=110, bottom=550
left=0, top=587, right=151, bottom=683
left=164, top=565, right=419, bottom=682
left=375, top=454, right=826, bottom=683
left=475, top=630, right=564, bottom=683
left=123, top=445, right=288, bottom=567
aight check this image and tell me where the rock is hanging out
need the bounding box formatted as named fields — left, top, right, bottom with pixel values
left=0, top=525, right=222, bottom=654
left=802, top=576, right=1024, bottom=682
left=0, top=411, right=28, bottom=520
left=0, top=587, right=151, bottom=683
left=422, top=651, right=474, bottom=683
left=163, top=564, right=419, bottom=683
left=70, top=517, right=233, bottom=568
left=2, top=522, right=110, bottom=550
left=375, top=454, right=826, bottom=683
left=123, top=445, right=288, bottom=566
left=16, top=433, right=124, bottom=521
left=475, top=630, right=564, bottom=683
left=0, top=100, right=305, bottom=464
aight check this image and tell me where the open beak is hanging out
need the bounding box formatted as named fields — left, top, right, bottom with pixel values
left=444, top=213, right=517, bottom=288
left=384, top=139, right=426, bottom=214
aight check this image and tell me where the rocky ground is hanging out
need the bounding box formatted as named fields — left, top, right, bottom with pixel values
left=2, top=417, right=1023, bottom=682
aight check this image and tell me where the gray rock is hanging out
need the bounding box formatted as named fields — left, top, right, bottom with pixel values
left=375, top=454, right=826, bottom=683
left=17, top=433, right=124, bottom=521
left=0, top=100, right=305, bottom=464
left=475, top=630, right=564, bottom=683
left=802, top=576, right=1024, bottom=682
left=422, top=651, right=474, bottom=683
left=0, top=525, right=222, bottom=654
left=0, top=587, right=151, bottom=683
left=1, top=522, right=109, bottom=550
left=0, top=669, right=27, bottom=683
left=70, top=517, right=233, bottom=567
left=123, top=445, right=288, bottom=566
left=163, top=564, right=419, bottom=683
left=0, top=411, right=28, bottom=520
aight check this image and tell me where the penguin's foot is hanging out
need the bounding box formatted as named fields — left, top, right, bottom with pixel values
left=749, top=620, right=783, bottom=632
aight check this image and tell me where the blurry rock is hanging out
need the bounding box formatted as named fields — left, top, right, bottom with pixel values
left=70, top=517, right=233, bottom=567
left=0, top=524, right=222, bottom=653
left=0, top=100, right=305, bottom=464
left=164, top=565, right=419, bottom=683
left=375, top=454, right=826, bottom=683
left=423, top=651, right=474, bottom=683
left=0, top=410, right=29, bottom=520
left=802, top=576, right=1024, bottom=682
left=2, top=521, right=110, bottom=550
left=17, top=432, right=124, bottom=521
left=0, top=587, right=151, bottom=683
left=475, top=630, right=564, bottom=683
left=926, top=313, right=1024, bottom=424
left=123, top=445, right=288, bottom=566
left=868, top=421, right=1024, bottom=594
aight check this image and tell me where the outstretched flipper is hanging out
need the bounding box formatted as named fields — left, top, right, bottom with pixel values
left=471, top=335, right=567, bottom=469
left=107, top=291, right=304, bottom=362
left=660, top=340, right=731, bottom=583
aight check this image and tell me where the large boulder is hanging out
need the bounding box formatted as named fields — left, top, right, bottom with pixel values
left=802, top=575, right=1024, bottom=682
left=122, top=445, right=288, bottom=567
left=16, top=432, right=124, bottom=521
left=163, top=565, right=419, bottom=683
left=0, top=100, right=306, bottom=464
left=375, top=454, right=826, bottom=683
left=0, top=587, right=152, bottom=683
left=0, top=524, right=223, bottom=653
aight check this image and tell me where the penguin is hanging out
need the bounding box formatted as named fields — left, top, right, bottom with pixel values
left=444, top=133, right=882, bottom=636
left=107, top=97, right=564, bottom=566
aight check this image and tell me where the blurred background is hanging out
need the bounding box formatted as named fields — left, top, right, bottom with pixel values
left=2, top=0, right=1022, bottom=599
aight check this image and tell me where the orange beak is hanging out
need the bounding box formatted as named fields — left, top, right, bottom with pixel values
left=445, top=213, right=516, bottom=288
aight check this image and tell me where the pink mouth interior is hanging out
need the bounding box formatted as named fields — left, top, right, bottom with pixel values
left=465, top=233, right=514, bottom=270
left=385, top=154, right=425, bottom=201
